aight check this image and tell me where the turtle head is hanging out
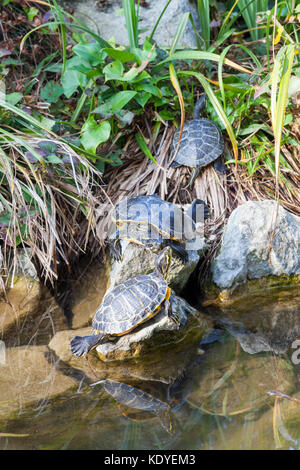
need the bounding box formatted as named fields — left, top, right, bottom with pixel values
left=193, top=95, right=206, bottom=119
left=187, top=199, right=210, bottom=222
left=155, top=246, right=172, bottom=279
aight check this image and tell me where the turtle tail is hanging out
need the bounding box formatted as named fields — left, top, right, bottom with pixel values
left=188, top=167, right=200, bottom=188
left=70, top=333, right=105, bottom=357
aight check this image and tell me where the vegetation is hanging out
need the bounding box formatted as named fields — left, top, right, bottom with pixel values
left=0, top=0, right=299, bottom=284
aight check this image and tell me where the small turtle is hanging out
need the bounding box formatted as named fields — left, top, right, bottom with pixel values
left=171, top=95, right=226, bottom=186
left=108, top=194, right=209, bottom=263
left=70, top=247, right=178, bottom=357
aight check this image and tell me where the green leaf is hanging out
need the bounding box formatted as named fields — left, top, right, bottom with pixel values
left=40, top=80, right=63, bottom=103
left=61, top=57, right=89, bottom=98
left=73, top=42, right=105, bottom=66
left=93, top=102, right=114, bottom=119
left=135, top=82, right=162, bottom=98
left=115, top=109, right=134, bottom=125
left=103, top=47, right=136, bottom=63
left=135, top=132, right=157, bottom=163
left=103, top=60, right=124, bottom=81
left=46, top=154, right=63, bottom=164
left=24, top=7, right=39, bottom=21
left=80, top=116, right=111, bottom=154
left=5, top=92, right=23, bottom=105
left=109, top=90, right=137, bottom=111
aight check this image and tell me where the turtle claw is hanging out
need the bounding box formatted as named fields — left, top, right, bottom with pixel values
left=110, top=239, right=123, bottom=262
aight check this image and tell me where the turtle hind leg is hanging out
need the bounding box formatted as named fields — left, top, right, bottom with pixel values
left=170, top=160, right=181, bottom=169
left=164, top=298, right=181, bottom=328
left=109, top=239, right=123, bottom=262
left=213, top=156, right=227, bottom=174
left=70, top=333, right=105, bottom=357
left=188, top=167, right=200, bottom=188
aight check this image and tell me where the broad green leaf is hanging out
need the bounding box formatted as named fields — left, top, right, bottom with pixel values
left=109, top=90, right=137, bottom=111
left=135, top=83, right=162, bottom=98
left=81, top=116, right=111, bottom=154
left=46, top=154, right=63, bottom=164
left=40, top=80, right=63, bottom=103
left=103, top=48, right=136, bottom=63
left=103, top=60, right=124, bottom=81
left=115, top=109, right=134, bottom=125
left=61, top=57, right=89, bottom=97
left=5, top=92, right=23, bottom=105
left=73, top=42, right=106, bottom=66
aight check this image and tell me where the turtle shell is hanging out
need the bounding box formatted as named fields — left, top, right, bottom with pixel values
left=110, top=195, right=196, bottom=243
left=99, top=379, right=169, bottom=412
left=92, top=272, right=168, bottom=335
left=172, top=118, right=224, bottom=168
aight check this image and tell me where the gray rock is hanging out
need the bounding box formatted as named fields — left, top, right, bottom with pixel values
left=70, top=0, right=200, bottom=48
left=108, top=242, right=203, bottom=294
left=211, top=200, right=300, bottom=290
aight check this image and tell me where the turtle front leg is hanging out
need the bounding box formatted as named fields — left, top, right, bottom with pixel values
left=109, top=239, right=123, bottom=261
left=164, top=299, right=181, bottom=328
left=70, top=333, right=106, bottom=357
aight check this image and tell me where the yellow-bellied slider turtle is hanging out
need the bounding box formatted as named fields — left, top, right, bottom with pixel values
left=70, top=247, right=178, bottom=357
left=171, top=95, right=226, bottom=186
left=109, top=194, right=209, bottom=263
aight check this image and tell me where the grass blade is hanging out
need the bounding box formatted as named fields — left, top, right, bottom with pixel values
left=271, top=45, right=295, bottom=182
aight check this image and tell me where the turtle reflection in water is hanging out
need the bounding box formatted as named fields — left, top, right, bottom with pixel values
left=171, top=94, right=226, bottom=187
left=70, top=247, right=180, bottom=357
left=109, top=194, right=209, bottom=263
left=91, top=379, right=174, bottom=432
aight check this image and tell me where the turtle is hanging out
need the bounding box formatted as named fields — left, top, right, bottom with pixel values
left=108, top=194, right=209, bottom=263
left=90, top=379, right=174, bottom=431
left=70, top=246, right=178, bottom=357
left=171, top=94, right=226, bottom=187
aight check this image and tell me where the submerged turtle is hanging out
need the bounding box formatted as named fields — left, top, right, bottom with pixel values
left=70, top=247, right=178, bottom=357
left=90, top=379, right=173, bottom=431
left=108, top=194, right=209, bottom=263
left=171, top=95, right=226, bottom=186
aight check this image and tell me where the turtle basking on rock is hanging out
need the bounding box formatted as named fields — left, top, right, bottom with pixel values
left=108, top=194, right=209, bottom=263
left=70, top=247, right=179, bottom=357
left=171, top=95, right=226, bottom=186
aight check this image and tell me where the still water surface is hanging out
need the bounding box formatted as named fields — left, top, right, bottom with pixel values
left=1, top=286, right=300, bottom=450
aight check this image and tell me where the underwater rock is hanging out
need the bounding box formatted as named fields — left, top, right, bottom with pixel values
left=209, top=200, right=300, bottom=294
left=70, top=0, right=200, bottom=48
left=0, top=248, right=67, bottom=345
left=188, top=335, right=296, bottom=417
left=204, top=286, right=300, bottom=355
left=108, top=243, right=202, bottom=294
left=49, top=293, right=212, bottom=363
left=0, top=345, right=77, bottom=419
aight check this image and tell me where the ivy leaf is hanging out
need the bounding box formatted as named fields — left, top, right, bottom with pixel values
left=40, top=80, right=63, bottom=103
left=80, top=116, right=111, bottom=154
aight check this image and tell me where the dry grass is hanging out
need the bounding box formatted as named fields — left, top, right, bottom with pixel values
left=97, top=110, right=300, bottom=282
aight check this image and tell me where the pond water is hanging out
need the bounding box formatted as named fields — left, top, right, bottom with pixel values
left=1, top=286, right=300, bottom=450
